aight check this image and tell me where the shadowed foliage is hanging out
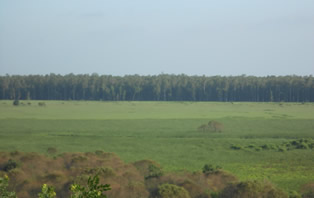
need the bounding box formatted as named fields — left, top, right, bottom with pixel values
left=301, top=183, right=314, bottom=198
left=157, top=183, right=191, bottom=198
left=218, top=180, right=288, bottom=198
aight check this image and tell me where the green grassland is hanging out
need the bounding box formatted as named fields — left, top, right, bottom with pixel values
left=0, top=101, right=314, bottom=191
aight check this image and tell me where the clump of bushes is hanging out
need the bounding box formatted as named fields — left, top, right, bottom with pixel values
left=2, top=159, right=19, bottom=172
left=246, top=144, right=256, bottom=149
left=202, top=164, right=222, bottom=175
left=38, top=102, right=46, bottom=106
left=278, top=139, right=313, bottom=151
left=133, top=160, right=164, bottom=180
left=260, top=144, right=277, bottom=150
left=277, top=146, right=287, bottom=152
left=231, top=138, right=314, bottom=152
left=145, top=164, right=163, bottom=179
left=230, top=145, right=243, bottom=150
left=291, top=139, right=314, bottom=149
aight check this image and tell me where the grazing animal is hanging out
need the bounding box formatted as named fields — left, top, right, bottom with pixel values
left=208, top=121, right=224, bottom=132
left=198, top=124, right=209, bottom=132
left=197, top=121, right=224, bottom=133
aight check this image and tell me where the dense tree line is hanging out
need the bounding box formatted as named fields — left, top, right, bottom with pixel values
left=0, top=74, right=313, bottom=102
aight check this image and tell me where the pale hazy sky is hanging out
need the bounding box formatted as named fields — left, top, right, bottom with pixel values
left=0, top=0, right=313, bottom=76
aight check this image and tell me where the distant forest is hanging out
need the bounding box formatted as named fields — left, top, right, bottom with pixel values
left=0, top=74, right=313, bottom=102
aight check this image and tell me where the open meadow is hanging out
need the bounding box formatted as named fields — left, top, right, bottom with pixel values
left=0, top=101, right=314, bottom=192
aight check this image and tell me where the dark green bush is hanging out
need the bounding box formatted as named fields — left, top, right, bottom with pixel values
left=247, top=144, right=256, bottom=149
left=145, top=164, right=163, bottom=179
left=234, top=139, right=314, bottom=152
left=278, top=146, right=287, bottom=152
left=38, top=102, right=46, bottom=106
left=261, top=144, right=276, bottom=150
left=12, top=100, right=19, bottom=106
left=288, top=190, right=301, bottom=198
left=218, top=180, right=288, bottom=198
left=296, top=142, right=309, bottom=149
left=202, top=164, right=222, bottom=175
left=2, top=159, right=18, bottom=172
left=230, top=145, right=242, bottom=150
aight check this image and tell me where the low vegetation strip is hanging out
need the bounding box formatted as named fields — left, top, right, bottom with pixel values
left=2, top=151, right=312, bottom=198
left=0, top=151, right=238, bottom=198
left=230, top=138, right=314, bottom=152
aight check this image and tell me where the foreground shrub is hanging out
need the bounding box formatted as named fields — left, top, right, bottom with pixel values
left=0, top=174, right=111, bottom=198
left=157, top=183, right=190, bottom=198
left=2, top=159, right=19, bottom=172
left=38, top=184, right=56, bottom=198
left=70, top=174, right=111, bottom=198
left=0, top=175, right=17, bottom=198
